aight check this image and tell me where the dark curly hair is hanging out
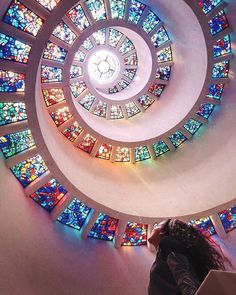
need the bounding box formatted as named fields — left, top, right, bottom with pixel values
left=158, top=219, right=227, bottom=283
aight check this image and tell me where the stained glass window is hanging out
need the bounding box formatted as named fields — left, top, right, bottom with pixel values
left=70, top=65, right=82, bottom=79
left=135, top=146, right=151, bottom=162
left=96, top=144, right=112, bottom=160
left=218, top=205, right=236, bottom=233
left=119, top=38, right=135, bottom=55
left=3, top=0, right=43, bottom=36
left=122, top=223, right=148, bottom=246
left=88, top=213, right=118, bottom=241
left=0, top=70, right=25, bottom=92
left=184, top=119, right=202, bottom=135
left=208, top=10, right=229, bottom=36
left=52, top=21, right=76, bottom=45
left=152, top=140, right=169, bottom=157
left=67, top=4, right=90, bottom=31
left=115, top=147, right=130, bottom=162
left=41, top=65, right=62, bottom=83
left=197, top=103, right=215, bottom=119
left=110, top=105, right=124, bottom=120
left=81, top=38, right=94, bottom=51
left=93, top=100, right=107, bottom=118
left=62, top=121, right=83, bottom=142
left=118, top=80, right=129, bottom=90
left=156, top=66, right=171, bottom=81
left=189, top=217, right=216, bottom=237
left=79, top=93, right=95, bottom=110
left=199, top=0, right=223, bottom=15
left=212, top=60, right=229, bottom=78
left=110, top=0, right=126, bottom=19
left=43, top=42, right=67, bottom=63
left=50, top=107, right=72, bottom=127
left=148, top=84, right=165, bottom=97
left=58, top=198, right=91, bottom=230
left=42, top=88, right=65, bottom=107
left=74, top=50, right=86, bottom=62
left=79, top=134, right=96, bottom=153
left=109, top=28, right=123, bottom=48
left=128, top=0, right=146, bottom=24
left=36, top=0, right=61, bottom=11
left=138, top=94, right=155, bottom=109
left=0, top=33, right=31, bottom=63
left=142, top=11, right=160, bottom=34
left=86, top=0, right=106, bottom=21
left=207, top=84, right=224, bottom=100
left=70, top=81, right=87, bottom=98
left=157, top=46, right=172, bottom=63
left=151, top=27, right=170, bottom=48
left=30, top=178, right=67, bottom=212
left=123, top=69, right=136, bottom=80
left=92, top=28, right=106, bottom=45
left=213, top=35, right=231, bottom=58
left=1, top=129, right=35, bottom=159
left=169, top=131, right=187, bottom=148
left=125, top=102, right=140, bottom=117
left=11, top=154, right=48, bottom=187
left=108, top=86, right=119, bottom=94
left=0, top=102, right=27, bottom=126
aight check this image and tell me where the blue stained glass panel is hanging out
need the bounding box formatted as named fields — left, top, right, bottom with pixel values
left=0, top=70, right=25, bottom=92
left=169, top=131, right=187, bottom=148
left=128, top=0, right=146, bottom=24
left=86, top=0, right=106, bottom=21
left=189, top=217, right=216, bottom=237
left=52, top=21, right=76, bottom=45
left=218, top=205, right=236, bottom=233
left=41, top=65, right=62, bottom=83
left=58, top=198, right=91, bottom=230
left=110, top=0, right=126, bottom=19
left=138, top=94, right=155, bottom=110
left=88, top=213, right=118, bottom=241
left=31, top=178, right=67, bottom=212
left=151, top=27, right=169, bottom=48
left=0, top=33, right=31, bottom=63
left=0, top=102, right=27, bottom=126
left=79, top=93, right=95, bottom=110
left=43, top=41, right=67, bottom=63
left=135, top=146, right=151, bottom=162
left=152, top=140, right=169, bottom=157
left=208, top=10, right=229, bottom=36
left=142, top=11, right=160, bottom=34
left=157, top=46, right=172, bottom=63
left=207, top=84, right=224, bottom=100
left=212, top=60, right=229, bottom=78
left=199, top=0, right=223, bottom=15
left=36, top=0, right=61, bottom=11
left=213, top=35, right=231, bottom=58
left=156, top=66, right=171, bottom=81
left=67, top=4, right=90, bottom=31
left=184, top=119, right=202, bottom=135
left=197, top=103, right=215, bottom=119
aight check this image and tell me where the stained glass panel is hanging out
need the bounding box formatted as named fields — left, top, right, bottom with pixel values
left=115, top=147, right=130, bottom=162
left=169, top=131, right=187, bottom=148
left=119, top=38, right=135, bottom=55
left=41, top=65, right=62, bottom=83
left=110, top=0, right=126, bottom=19
left=67, top=4, right=90, bottom=31
left=1, top=129, right=35, bottom=159
left=93, top=100, right=107, bottom=118
left=70, top=81, right=87, bottom=98
left=148, top=84, right=165, bottom=97
left=128, top=0, right=146, bottom=24
left=79, top=134, right=96, bottom=153
left=125, top=102, right=140, bottom=117
left=138, top=94, right=155, bottom=109
left=11, top=154, right=48, bottom=187
left=208, top=10, right=229, bottom=36
left=151, top=27, right=169, bottom=48
left=124, top=52, right=138, bottom=66
left=58, top=198, right=91, bottom=230
left=3, top=0, right=43, bottom=36
left=199, top=0, right=223, bottom=15
left=213, top=35, right=231, bottom=58
left=81, top=38, right=94, bottom=51
left=70, top=65, right=82, bottom=79
left=122, top=223, right=148, bottom=246
left=88, top=213, right=118, bottom=241
left=197, top=103, right=215, bottom=119
left=142, top=11, right=160, bottom=34
left=50, top=107, right=72, bottom=127
left=108, top=28, right=123, bottom=48
left=207, top=84, right=224, bottom=100
left=43, top=41, right=67, bottom=63
left=157, top=46, right=172, bottom=63
left=0, top=70, right=25, bottom=92
left=212, top=60, right=229, bottom=78
left=108, top=86, right=119, bottom=94
left=36, top=0, right=61, bottom=11
left=123, top=69, right=136, bottom=80
left=79, top=93, right=95, bottom=110
left=52, top=21, right=76, bottom=45
left=62, top=121, right=83, bottom=142
left=74, top=50, right=86, bottom=62
left=42, top=88, right=65, bottom=107
left=152, top=140, right=169, bottom=157
left=156, top=66, right=171, bottom=81
left=118, top=80, right=129, bottom=90
left=189, top=217, right=216, bottom=237
left=0, top=33, right=31, bottom=63
left=96, top=144, right=112, bottom=160
left=92, top=28, right=106, bottom=45
left=86, top=0, right=106, bottom=21
left=219, top=205, right=236, bottom=233
left=0, top=102, right=27, bottom=126
left=184, top=119, right=202, bottom=135
left=30, top=178, right=67, bottom=212
left=110, top=105, right=124, bottom=120
left=135, top=146, right=151, bottom=162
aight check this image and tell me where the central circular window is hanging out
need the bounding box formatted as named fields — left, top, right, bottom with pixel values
left=88, top=50, right=120, bottom=84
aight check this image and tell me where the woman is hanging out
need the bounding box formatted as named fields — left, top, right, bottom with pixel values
left=148, top=219, right=226, bottom=295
